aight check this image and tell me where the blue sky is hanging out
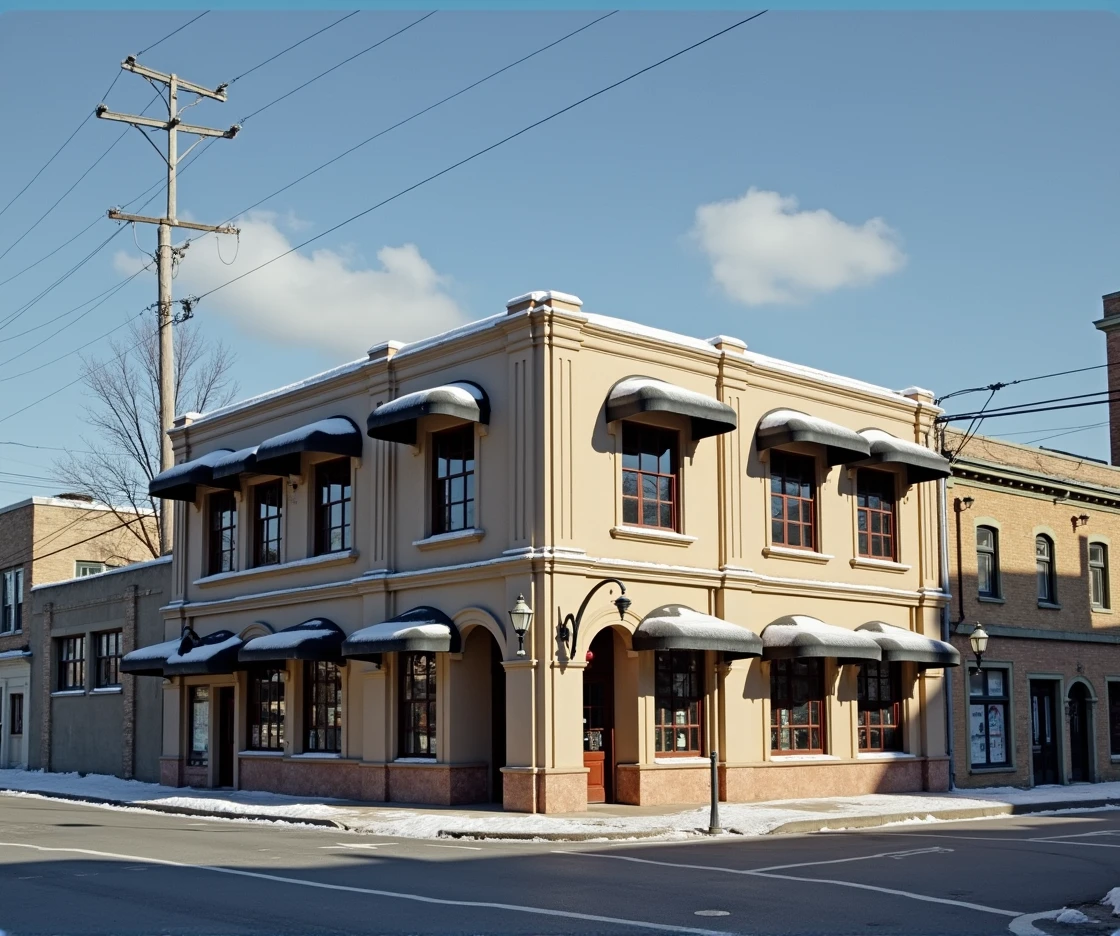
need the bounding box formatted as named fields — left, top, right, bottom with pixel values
left=0, top=10, right=1118, bottom=506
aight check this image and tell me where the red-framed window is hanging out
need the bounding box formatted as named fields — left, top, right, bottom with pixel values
left=770, top=658, right=826, bottom=754
left=770, top=451, right=816, bottom=550
left=857, top=661, right=902, bottom=752
left=654, top=649, right=703, bottom=755
left=857, top=470, right=896, bottom=560
left=622, top=423, right=678, bottom=531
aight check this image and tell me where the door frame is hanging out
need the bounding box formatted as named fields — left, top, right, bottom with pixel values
left=583, top=629, right=616, bottom=804
left=217, top=685, right=236, bottom=788
left=1066, top=677, right=1097, bottom=784
left=1028, top=676, right=1062, bottom=787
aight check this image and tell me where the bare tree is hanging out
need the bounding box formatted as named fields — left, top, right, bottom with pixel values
left=55, top=316, right=239, bottom=558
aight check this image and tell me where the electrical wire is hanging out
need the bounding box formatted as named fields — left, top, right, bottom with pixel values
left=227, top=10, right=360, bottom=85
left=1024, top=422, right=1109, bottom=445
left=0, top=514, right=148, bottom=570
left=938, top=394, right=1120, bottom=424
left=195, top=10, right=767, bottom=307
left=135, top=11, right=209, bottom=58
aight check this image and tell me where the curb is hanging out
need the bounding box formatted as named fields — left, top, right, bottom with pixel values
left=438, top=827, right=673, bottom=842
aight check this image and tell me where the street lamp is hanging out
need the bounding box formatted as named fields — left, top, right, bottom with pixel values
left=557, top=578, right=631, bottom=659
left=969, top=622, right=989, bottom=671
left=508, top=594, right=534, bottom=657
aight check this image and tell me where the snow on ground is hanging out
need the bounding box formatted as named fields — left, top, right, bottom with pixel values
left=1055, top=909, right=1091, bottom=924
left=956, top=782, right=1120, bottom=805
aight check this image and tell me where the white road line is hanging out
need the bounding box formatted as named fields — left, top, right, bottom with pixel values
left=318, top=843, right=399, bottom=851
left=419, top=843, right=482, bottom=851
left=0, top=842, right=732, bottom=936
left=561, top=851, right=1021, bottom=918
left=750, top=847, right=953, bottom=873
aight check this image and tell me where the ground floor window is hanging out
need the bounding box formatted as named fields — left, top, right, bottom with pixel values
left=188, top=686, right=209, bottom=767
left=304, top=661, right=342, bottom=753
left=57, top=636, right=85, bottom=691
left=857, top=661, right=902, bottom=752
left=771, top=658, right=826, bottom=754
left=399, top=652, right=437, bottom=757
left=247, top=668, right=285, bottom=752
left=654, top=649, right=704, bottom=755
left=1109, top=682, right=1120, bottom=758
left=9, top=693, right=22, bottom=736
left=969, top=668, right=1010, bottom=768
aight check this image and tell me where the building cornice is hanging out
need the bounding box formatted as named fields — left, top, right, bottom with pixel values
left=952, top=456, right=1120, bottom=509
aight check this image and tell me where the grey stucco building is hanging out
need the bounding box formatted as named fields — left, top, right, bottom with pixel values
left=30, top=557, right=170, bottom=782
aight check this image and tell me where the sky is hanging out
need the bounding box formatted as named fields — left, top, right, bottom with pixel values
left=0, top=9, right=1118, bottom=506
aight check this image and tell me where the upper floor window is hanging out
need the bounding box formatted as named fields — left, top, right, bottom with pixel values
left=857, top=661, right=902, bottom=752
left=654, top=649, right=703, bottom=755
left=1090, top=543, right=1110, bottom=611
left=622, top=423, right=678, bottom=531
left=770, top=451, right=816, bottom=551
left=1036, top=534, right=1056, bottom=604
left=57, top=636, right=85, bottom=691
left=252, top=480, right=283, bottom=567
left=314, top=459, right=352, bottom=555
left=432, top=425, right=475, bottom=535
left=1, top=566, right=22, bottom=634
left=304, top=661, right=342, bottom=753
left=247, top=667, right=285, bottom=752
left=95, top=630, right=122, bottom=688
left=771, top=658, right=826, bottom=754
left=400, top=652, right=437, bottom=758
left=75, top=561, right=107, bottom=577
left=856, top=470, right=896, bottom=560
left=976, top=526, right=1000, bottom=599
left=208, top=491, right=238, bottom=576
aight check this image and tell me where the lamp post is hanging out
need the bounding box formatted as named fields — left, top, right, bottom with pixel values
left=508, top=594, right=534, bottom=657
left=557, top=578, right=630, bottom=659
left=969, top=622, right=989, bottom=672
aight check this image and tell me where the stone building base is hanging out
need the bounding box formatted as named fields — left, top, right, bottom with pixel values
left=159, top=756, right=183, bottom=787
left=501, top=767, right=588, bottom=813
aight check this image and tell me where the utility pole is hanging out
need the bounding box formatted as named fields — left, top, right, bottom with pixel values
left=97, top=56, right=240, bottom=555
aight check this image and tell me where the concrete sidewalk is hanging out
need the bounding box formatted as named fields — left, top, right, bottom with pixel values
left=2, top=768, right=1119, bottom=841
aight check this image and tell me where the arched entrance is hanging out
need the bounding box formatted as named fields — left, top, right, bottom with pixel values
left=583, top=629, right=615, bottom=803
left=1068, top=682, right=1093, bottom=783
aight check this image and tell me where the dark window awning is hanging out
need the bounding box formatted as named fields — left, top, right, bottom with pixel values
left=253, top=416, right=364, bottom=476
left=605, top=376, right=737, bottom=441
left=633, top=604, right=762, bottom=658
left=857, top=621, right=960, bottom=668
left=757, top=410, right=871, bottom=466
left=210, top=445, right=259, bottom=483
left=760, top=615, right=882, bottom=663
left=366, top=382, right=490, bottom=445
left=341, top=606, right=461, bottom=660
left=239, top=618, right=345, bottom=664
left=856, top=429, right=951, bottom=484
left=148, top=449, right=234, bottom=501
left=120, top=637, right=182, bottom=677
left=163, top=630, right=244, bottom=676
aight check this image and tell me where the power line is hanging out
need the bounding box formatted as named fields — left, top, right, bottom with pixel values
left=0, top=441, right=94, bottom=453
left=1024, top=422, right=1108, bottom=445
left=227, top=10, right=360, bottom=85
left=0, top=514, right=148, bottom=571
left=939, top=393, right=1120, bottom=424
left=136, top=11, right=209, bottom=58
left=195, top=10, right=768, bottom=307
left=935, top=361, right=1116, bottom=407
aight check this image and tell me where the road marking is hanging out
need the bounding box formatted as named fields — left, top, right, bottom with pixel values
left=695, top=910, right=731, bottom=917
left=419, top=843, right=482, bottom=851
left=318, top=843, right=398, bottom=851
left=1008, top=909, right=1063, bottom=935
left=561, top=851, right=1021, bottom=918
left=16, top=875, right=42, bottom=880
left=750, top=846, right=953, bottom=873
left=0, top=843, right=732, bottom=936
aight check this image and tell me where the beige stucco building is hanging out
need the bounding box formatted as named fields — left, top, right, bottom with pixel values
left=130, top=290, right=957, bottom=812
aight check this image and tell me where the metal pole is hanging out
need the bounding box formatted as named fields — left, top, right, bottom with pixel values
left=707, top=749, right=721, bottom=834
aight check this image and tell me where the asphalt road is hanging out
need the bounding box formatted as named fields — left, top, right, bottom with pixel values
left=2, top=794, right=1120, bottom=935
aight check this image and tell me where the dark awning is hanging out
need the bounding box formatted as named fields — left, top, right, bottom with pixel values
left=633, top=604, right=762, bottom=658
left=757, top=410, right=871, bottom=466
left=366, top=382, right=490, bottom=445
left=605, top=376, right=737, bottom=441
left=253, top=416, right=363, bottom=476
left=163, top=630, right=244, bottom=676
left=148, top=449, right=234, bottom=501
left=239, top=618, right=345, bottom=664
left=760, top=615, right=881, bottom=663
left=856, top=429, right=951, bottom=484
left=857, top=621, right=960, bottom=668
left=342, top=606, right=460, bottom=660
left=120, top=637, right=182, bottom=677
left=210, top=445, right=259, bottom=483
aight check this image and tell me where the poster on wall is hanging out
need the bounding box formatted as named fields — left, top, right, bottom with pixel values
left=970, top=704, right=987, bottom=763
left=988, top=704, right=1006, bottom=763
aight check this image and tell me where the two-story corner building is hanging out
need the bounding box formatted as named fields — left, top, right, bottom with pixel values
left=0, top=494, right=156, bottom=771
left=127, top=290, right=957, bottom=813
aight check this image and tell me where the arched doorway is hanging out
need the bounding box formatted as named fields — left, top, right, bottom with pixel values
left=1068, top=682, right=1093, bottom=783
left=584, top=629, right=615, bottom=804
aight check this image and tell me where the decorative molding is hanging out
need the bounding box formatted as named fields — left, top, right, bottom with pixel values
left=763, top=546, right=833, bottom=564
left=413, top=528, right=485, bottom=551
left=849, top=557, right=911, bottom=574
left=610, top=526, right=697, bottom=547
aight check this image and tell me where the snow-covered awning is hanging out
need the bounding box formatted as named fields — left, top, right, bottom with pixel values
left=341, top=607, right=461, bottom=660
left=120, top=637, right=182, bottom=677
left=756, top=410, right=871, bottom=466
left=855, top=429, right=951, bottom=485
left=163, top=630, right=244, bottom=676
left=366, top=382, right=490, bottom=445
left=632, top=604, right=762, bottom=658
left=210, top=445, right=259, bottom=483
left=148, top=448, right=234, bottom=501
left=239, top=619, right=345, bottom=664
left=605, top=376, right=737, bottom=441
left=760, top=615, right=882, bottom=663
left=856, top=621, right=960, bottom=669
left=253, top=416, right=364, bottom=476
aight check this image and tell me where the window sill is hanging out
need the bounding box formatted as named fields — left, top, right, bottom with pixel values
left=413, top=528, right=485, bottom=550
left=978, top=595, right=1006, bottom=605
left=0, top=630, right=23, bottom=637
left=968, top=765, right=1015, bottom=774
left=857, top=751, right=916, bottom=760
left=51, top=689, right=85, bottom=697
left=1037, top=601, right=1062, bottom=611
left=762, top=546, right=833, bottom=564
left=290, top=752, right=342, bottom=760
left=194, top=550, right=360, bottom=588
left=849, top=557, right=911, bottom=574
left=1093, top=607, right=1113, bottom=615
left=653, top=756, right=708, bottom=766
left=238, top=750, right=284, bottom=757
left=610, top=526, right=696, bottom=547
left=90, top=686, right=122, bottom=695
left=392, top=757, right=437, bottom=765
left=769, top=754, right=839, bottom=761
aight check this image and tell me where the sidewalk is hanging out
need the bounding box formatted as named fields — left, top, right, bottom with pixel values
left=3, top=768, right=1119, bottom=841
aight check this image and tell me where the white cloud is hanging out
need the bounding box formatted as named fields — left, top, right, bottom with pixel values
left=691, top=188, right=906, bottom=306
left=114, top=212, right=466, bottom=356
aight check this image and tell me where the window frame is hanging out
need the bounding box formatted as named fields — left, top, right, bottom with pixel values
left=9, top=693, right=23, bottom=736
left=769, top=451, right=817, bottom=551
left=976, top=525, right=1001, bottom=599
left=653, top=649, right=704, bottom=756
left=399, top=652, right=437, bottom=758
left=1036, top=534, right=1057, bottom=604
left=95, top=630, right=122, bottom=689
left=856, top=469, right=897, bottom=561
left=770, top=657, right=827, bottom=754
left=247, top=667, right=285, bottom=752
left=188, top=685, right=209, bottom=767
left=621, top=422, right=680, bottom=532
left=56, top=635, right=85, bottom=692
left=431, top=424, right=476, bottom=536
left=303, top=661, right=342, bottom=753
left=313, top=458, right=353, bottom=556
left=1090, top=542, right=1110, bottom=611
left=75, top=561, right=107, bottom=577
left=207, top=490, right=238, bottom=576
left=252, top=479, right=284, bottom=568
left=968, top=667, right=1011, bottom=769
left=1, top=566, right=23, bottom=634
left=857, top=661, right=903, bottom=753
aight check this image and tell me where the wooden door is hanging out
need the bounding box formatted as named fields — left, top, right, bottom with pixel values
left=583, top=630, right=615, bottom=804
left=1030, top=681, right=1059, bottom=785
left=1068, top=685, right=1091, bottom=783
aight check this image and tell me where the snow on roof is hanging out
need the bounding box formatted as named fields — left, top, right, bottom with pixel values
left=242, top=620, right=339, bottom=651
left=122, top=637, right=181, bottom=663
left=0, top=649, right=31, bottom=661
left=638, top=606, right=755, bottom=642
left=0, top=496, right=123, bottom=519
left=741, top=350, right=916, bottom=406
left=373, top=382, right=484, bottom=418
left=506, top=290, right=583, bottom=308
left=211, top=446, right=258, bottom=472
left=165, top=634, right=242, bottom=666
left=345, top=620, right=450, bottom=645
left=758, top=409, right=851, bottom=434
left=609, top=376, right=715, bottom=407
left=857, top=621, right=948, bottom=654
left=155, top=447, right=233, bottom=482
left=31, top=555, right=172, bottom=592
left=860, top=428, right=937, bottom=457
left=761, top=615, right=882, bottom=650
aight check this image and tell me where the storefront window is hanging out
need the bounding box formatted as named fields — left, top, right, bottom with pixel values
left=247, top=668, right=285, bottom=752
left=969, top=668, right=1010, bottom=768
left=654, top=650, right=703, bottom=755
left=770, top=658, right=826, bottom=754
left=188, top=686, right=209, bottom=767
left=857, top=661, right=901, bottom=752
left=304, top=661, right=342, bottom=753
left=399, top=652, right=437, bottom=757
